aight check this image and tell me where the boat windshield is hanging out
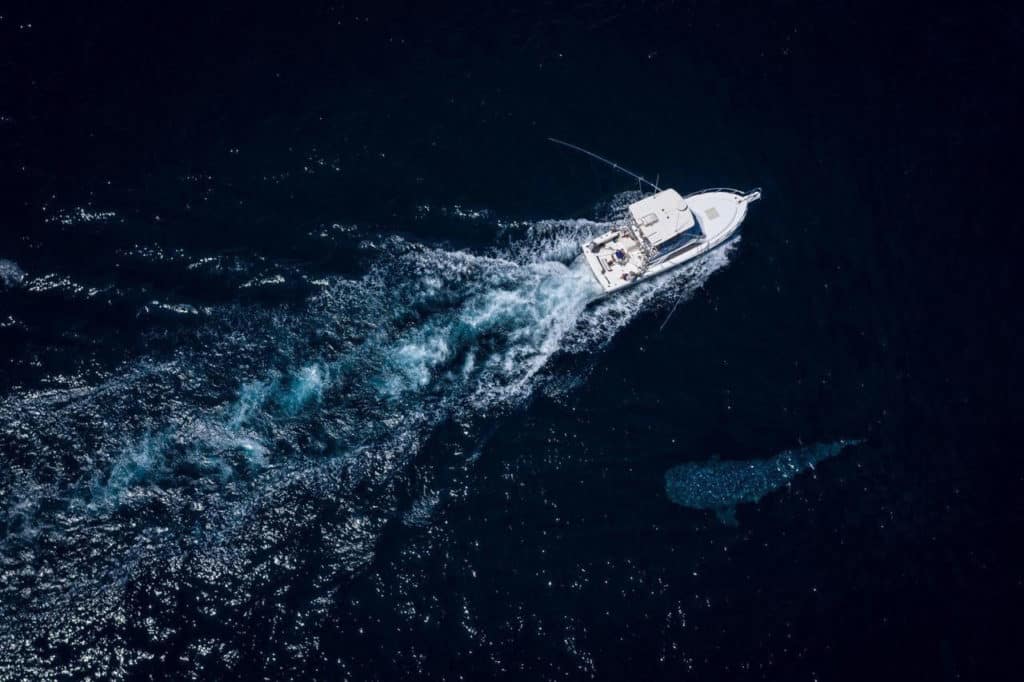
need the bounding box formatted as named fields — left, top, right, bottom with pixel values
left=650, top=225, right=704, bottom=262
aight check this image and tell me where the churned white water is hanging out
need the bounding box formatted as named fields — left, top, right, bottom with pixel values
left=0, top=198, right=740, bottom=675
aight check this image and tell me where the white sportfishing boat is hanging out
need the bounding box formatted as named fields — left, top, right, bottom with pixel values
left=550, top=138, right=761, bottom=295
left=582, top=186, right=761, bottom=294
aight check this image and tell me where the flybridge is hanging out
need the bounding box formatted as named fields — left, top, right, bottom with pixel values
left=627, top=188, right=701, bottom=262
left=628, top=189, right=695, bottom=242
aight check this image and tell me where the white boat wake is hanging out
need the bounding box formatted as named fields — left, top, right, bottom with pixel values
left=0, top=197, right=740, bottom=676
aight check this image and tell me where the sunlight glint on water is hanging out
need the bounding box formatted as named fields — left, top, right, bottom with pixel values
left=0, top=201, right=739, bottom=675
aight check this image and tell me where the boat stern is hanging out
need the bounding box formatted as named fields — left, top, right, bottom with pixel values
left=582, top=243, right=614, bottom=294
left=581, top=229, right=644, bottom=295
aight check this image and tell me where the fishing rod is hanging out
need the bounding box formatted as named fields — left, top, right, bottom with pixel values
left=547, top=137, right=662, bottom=192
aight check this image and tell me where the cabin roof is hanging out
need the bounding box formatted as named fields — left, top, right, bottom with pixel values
left=628, top=189, right=696, bottom=246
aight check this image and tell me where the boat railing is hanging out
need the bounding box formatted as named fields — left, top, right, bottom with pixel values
left=684, top=187, right=762, bottom=199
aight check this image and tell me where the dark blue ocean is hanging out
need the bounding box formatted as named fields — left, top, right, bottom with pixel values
left=1, top=2, right=1019, bottom=679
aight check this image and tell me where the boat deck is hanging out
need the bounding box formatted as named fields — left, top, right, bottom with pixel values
left=582, top=228, right=647, bottom=290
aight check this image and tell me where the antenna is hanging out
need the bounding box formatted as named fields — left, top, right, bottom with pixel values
left=548, top=138, right=661, bottom=192
left=659, top=289, right=687, bottom=332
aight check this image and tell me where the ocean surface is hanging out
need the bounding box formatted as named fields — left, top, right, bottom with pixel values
left=1, top=2, right=1020, bottom=679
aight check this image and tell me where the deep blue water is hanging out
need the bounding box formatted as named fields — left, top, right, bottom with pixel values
left=1, top=2, right=1020, bottom=679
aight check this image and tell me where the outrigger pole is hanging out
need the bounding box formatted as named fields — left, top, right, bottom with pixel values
left=547, top=138, right=662, bottom=193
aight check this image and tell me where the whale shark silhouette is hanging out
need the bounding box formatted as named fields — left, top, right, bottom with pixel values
left=664, top=439, right=863, bottom=525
